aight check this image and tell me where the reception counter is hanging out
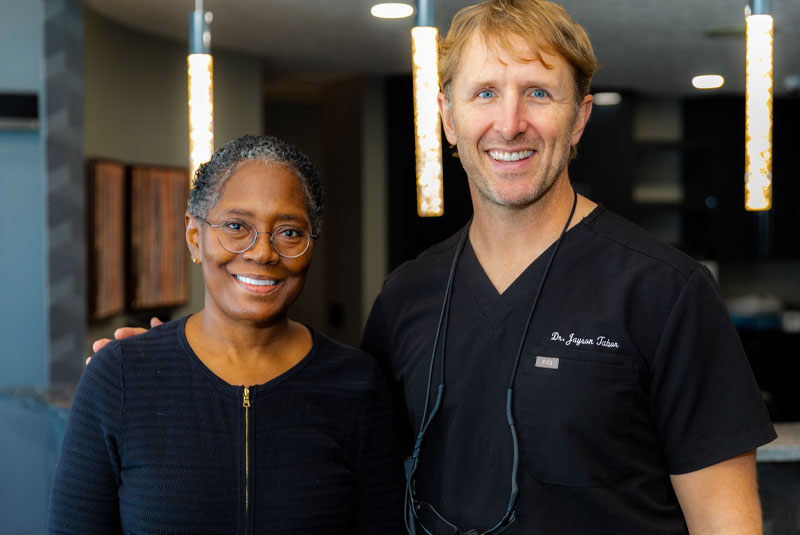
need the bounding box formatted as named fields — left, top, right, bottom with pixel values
left=759, top=422, right=800, bottom=462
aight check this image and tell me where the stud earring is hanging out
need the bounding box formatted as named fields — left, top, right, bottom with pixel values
left=192, top=257, right=199, bottom=264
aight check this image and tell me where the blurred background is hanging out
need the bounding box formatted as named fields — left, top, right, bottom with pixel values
left=1, top=0, right=799, bottom=532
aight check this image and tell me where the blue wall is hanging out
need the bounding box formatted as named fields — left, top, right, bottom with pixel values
left=0, top=0, right=48, bottom=388
left=1, top=0, right=55, bottom=532
left=0, top=130, right=48, bottom=386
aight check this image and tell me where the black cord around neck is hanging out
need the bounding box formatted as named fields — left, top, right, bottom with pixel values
left=406, top=189, right=579, bottom=535
left=508, top=189, right=578, bottom=388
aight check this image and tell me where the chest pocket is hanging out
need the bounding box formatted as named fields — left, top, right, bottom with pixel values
left=517, top=346, right=636, bottom=487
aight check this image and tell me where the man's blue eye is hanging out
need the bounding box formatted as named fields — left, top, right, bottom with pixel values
left=477, top=89, right=494, bottom=98
left=532, top=89, right=547, bottom=98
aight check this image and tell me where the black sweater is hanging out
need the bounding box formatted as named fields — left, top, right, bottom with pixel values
left=48, top=317, right=405, bottom=534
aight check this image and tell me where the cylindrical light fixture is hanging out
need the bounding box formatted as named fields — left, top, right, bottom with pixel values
left=412, top=0, right=444, bottom=217
left=188, top=1, right=214, bottom=183
left=744, top=0, right=773, bottom=211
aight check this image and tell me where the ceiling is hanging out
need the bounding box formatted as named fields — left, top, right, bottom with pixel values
left=85, top=0, right=800, bottom=96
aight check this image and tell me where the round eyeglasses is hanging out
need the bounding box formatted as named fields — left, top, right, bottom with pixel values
left=197, top=217, right=317, bottom=258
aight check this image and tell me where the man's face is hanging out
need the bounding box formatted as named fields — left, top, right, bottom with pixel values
left=438, top=33, right=592, bottom=210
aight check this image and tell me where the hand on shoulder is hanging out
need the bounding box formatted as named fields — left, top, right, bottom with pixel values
left=86, top=317, right=164, bottom=365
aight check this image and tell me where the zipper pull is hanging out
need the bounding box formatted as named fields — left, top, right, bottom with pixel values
left=243, top=387, right=251, bottom=408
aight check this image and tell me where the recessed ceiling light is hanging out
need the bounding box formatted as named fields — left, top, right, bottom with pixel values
left=371, top=3, right=414, bottom=19
left=593, top=92, right=622, bottom=105
left=692, top=75, right=725, bottom=89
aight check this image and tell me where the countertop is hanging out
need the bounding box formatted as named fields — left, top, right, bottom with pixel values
left=758, top=422, right=800, bottom=462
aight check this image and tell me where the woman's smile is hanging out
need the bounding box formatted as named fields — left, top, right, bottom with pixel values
left=232, top=273, right=280, bottom=295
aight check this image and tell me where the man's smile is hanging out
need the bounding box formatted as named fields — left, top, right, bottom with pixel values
left=488, top=150, right=535, bottom=162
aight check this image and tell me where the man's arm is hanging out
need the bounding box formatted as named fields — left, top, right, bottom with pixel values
left=670, top=450, right=762, bottom=534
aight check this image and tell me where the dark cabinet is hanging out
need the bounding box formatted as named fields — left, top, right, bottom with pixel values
left=683, top=96, right=800, bottom=260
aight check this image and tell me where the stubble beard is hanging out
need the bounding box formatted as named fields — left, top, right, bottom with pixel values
left=461, top=130, right=573, bottom=210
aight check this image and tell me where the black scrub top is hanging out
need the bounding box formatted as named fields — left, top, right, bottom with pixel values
left=363, top=206, right=775, bottom=534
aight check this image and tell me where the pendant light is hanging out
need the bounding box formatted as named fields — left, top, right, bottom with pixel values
left=188, top=0, right=214, bottom=183
left=744, top=0, right=773, bottom=211
left=411, top=0, right=444, bottom=216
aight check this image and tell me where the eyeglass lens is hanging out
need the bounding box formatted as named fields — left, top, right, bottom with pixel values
left=217, top=219, right=310, bottom=257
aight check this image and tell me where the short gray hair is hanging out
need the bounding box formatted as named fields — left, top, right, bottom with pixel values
left=188, top=134, right=324, bottom=234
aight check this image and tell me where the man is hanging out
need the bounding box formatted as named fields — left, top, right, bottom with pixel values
left=360, top=0, right=775, bottom=533
left=96, top=0, right=774, bottom=532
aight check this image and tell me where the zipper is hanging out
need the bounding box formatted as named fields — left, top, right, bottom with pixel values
left=242, top=386, right=251, bottom=526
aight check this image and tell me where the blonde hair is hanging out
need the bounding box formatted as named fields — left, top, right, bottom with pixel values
left=439, top=0, right=599, bottom=103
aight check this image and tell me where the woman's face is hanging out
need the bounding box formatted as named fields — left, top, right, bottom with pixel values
left=186, top=161, right=314, bottom=326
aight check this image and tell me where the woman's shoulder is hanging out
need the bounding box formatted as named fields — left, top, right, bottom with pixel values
left=306, top=328, right=387, bottom=385
left=107, top=316, right=186, bottom=354
left=90, top=316, right=189, bottom=377
left=309, top=328, right=377, bottom=364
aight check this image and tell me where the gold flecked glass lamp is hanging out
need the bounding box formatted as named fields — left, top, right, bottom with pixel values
left=412, top=0, right=444, bottom=217
left=744, top=0, right=773, bottom=211
left=188, top=0, right=214, bottom=184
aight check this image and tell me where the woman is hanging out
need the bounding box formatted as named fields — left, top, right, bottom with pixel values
left=48, top=135, right=405, bottom=534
